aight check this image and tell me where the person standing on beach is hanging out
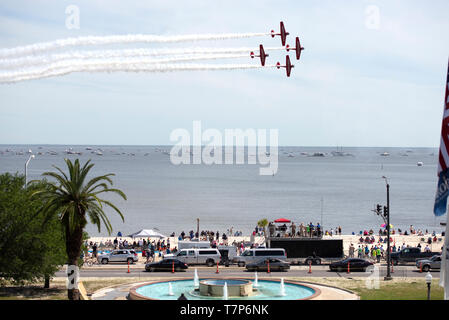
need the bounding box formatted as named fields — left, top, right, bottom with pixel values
left=357, top=246, right=362, bottom=258
left=349, top=244, right=355, bottom=258
left=92, top=243, right=97, bottom=258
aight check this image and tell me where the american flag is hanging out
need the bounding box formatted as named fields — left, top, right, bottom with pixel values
left=435, top=59, right=449, bottom=301
left=434, top=59, right=449, bottom=216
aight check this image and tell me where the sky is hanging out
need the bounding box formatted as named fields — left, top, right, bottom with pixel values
left=0, top=0, right=448, bottom=147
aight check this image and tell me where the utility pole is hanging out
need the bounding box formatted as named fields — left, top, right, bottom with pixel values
left=382, top=176, right=392, bottom=280
left=384, top=180, right=392, bottom=280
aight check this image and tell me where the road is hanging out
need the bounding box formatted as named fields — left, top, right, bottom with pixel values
left=54, top=264, right=439, bottom=279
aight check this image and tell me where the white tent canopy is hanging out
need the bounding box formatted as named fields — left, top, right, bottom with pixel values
left=128, top=229, right=166, bottom=238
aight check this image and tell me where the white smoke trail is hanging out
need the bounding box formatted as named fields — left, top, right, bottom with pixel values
left=0, top=47, right=284, bottom=70
left=0, top=33, right=270, bottom=59
left=0, top=53, right=251, bottom=81
left=0, top=62, right=276, bottom=83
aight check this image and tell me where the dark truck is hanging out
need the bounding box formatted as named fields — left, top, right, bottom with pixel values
left=390, top=247, right=440, bottom=265
left=267, top=237, right=344, bottom=265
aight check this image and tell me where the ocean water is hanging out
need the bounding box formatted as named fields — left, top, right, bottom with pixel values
left=0, top=145, right=444, bottom=237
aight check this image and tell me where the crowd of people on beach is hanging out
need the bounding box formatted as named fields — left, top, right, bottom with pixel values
left=83, top=220, right=445, bottom=265
left=84, top=237, right=178, bottom=263
left=265, top=221, right=343, bottom=238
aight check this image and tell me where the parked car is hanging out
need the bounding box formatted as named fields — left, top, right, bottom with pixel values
left=416, top=255, right=441, bottom=272
left=164, top=248, right=221, bottom=267
left=245, top=258, right=290, bottom=272
left=329, top=258, right=373, bottom=272
left=97, top=249, right=138, bottom=264
left=145, top=259, right=188, bottom=272
left=391, top=247, right=439, bottom=265
left=234, top=248, right=287, bottom=267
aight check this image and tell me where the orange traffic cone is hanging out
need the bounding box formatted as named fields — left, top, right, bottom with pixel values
left=127, top=261, right=130, bottom=274
left=391, top=261, right=394, bottom=273
left=419, top=262, right=422, bottom=273
left=172, top=261, right=175, bottom=273
left=308, top=261, right=312, bottom=274
left=347, top=261, right=350, bottom=274
left=216, top=261, right=219, bottom=274
left=267, top=259, right=271, bottom=273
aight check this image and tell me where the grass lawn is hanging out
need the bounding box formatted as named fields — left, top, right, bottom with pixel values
left=291, top=277, right=444, bottom=300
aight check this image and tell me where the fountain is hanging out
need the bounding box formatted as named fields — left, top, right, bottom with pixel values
left=279, top=278, right=286, bottom=297
left=130, top=278, right=319, bottom=300
left=223, top=282, right=228, bottom=300
left=193, top=269, right=199, bottom=288
left=253, top=272, right=259, bottom=288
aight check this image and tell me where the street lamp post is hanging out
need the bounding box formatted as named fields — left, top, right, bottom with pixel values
left=425, top=272, right=432, bottom=300
left=383, top=176, right=392, bottom=281
left=24, top=154, right=35, bottom=189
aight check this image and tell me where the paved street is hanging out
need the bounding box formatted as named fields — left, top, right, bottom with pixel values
left=54, top=264, right=440, bottom=279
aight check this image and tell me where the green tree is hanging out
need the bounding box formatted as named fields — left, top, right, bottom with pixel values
left=257, top=218, right=269, bottom=236
left=0, top=173, right=66, bottom=286
left=32, top=159, right=127, bottom=300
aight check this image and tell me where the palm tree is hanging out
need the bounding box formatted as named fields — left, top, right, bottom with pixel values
left=32, top=158, right=126, bottom=300
left=257, top=218, right=269, bottom=238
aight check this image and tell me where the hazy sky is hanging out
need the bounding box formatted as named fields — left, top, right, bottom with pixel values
left=0, top=0, right=448, bottom=147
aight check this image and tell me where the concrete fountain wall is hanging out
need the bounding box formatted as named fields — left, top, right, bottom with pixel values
left=199, top=279, right=253, bottom=297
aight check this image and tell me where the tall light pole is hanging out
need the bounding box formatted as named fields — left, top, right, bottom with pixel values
left=24, top=154, right=35, bottom=189
left=382, top=176, right=392, bottom=280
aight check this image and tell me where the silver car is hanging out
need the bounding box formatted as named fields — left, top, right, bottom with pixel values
left=97, top=249, right=138, bottom=264
left=416, top=255, right=441, bottom=272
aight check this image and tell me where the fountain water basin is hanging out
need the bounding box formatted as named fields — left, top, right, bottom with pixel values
left=130, top=278, right=319, bottom=300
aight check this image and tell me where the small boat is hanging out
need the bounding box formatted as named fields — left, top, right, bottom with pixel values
left=417, top=162, right=423, bottom=166
left=380, top=152, right=390, bottom=156
left=311, top=152, right=325, bottom=157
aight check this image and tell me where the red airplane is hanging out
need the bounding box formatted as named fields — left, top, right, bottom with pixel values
left=271, top=21, right=289, bottom=46
left=286, top=37, right=304, bottom=60
left=250, top=44, right=269, bottom=66
left=276, top=55, right=294, bottom=77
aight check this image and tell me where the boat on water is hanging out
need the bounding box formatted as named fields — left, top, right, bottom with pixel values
left=310, top=152, right=325, bottom=157
left=417, top=162, right=423, bottom=166
left=380, top=152, right=390, bottom=156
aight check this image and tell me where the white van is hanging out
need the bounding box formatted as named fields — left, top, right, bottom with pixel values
left=234, top=248, right=287, bottom=267
left=164, top=248, right=221, bottom=266
left=177, top=240, right=211, bottom=250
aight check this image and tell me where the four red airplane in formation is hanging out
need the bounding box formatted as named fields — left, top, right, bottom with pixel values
left=250, top=21, right=303, bottom=77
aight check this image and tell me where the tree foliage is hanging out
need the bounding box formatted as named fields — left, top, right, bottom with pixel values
left=32, top=158, right=126, bottom=299
left=0, top=173, right=67, bottom=285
